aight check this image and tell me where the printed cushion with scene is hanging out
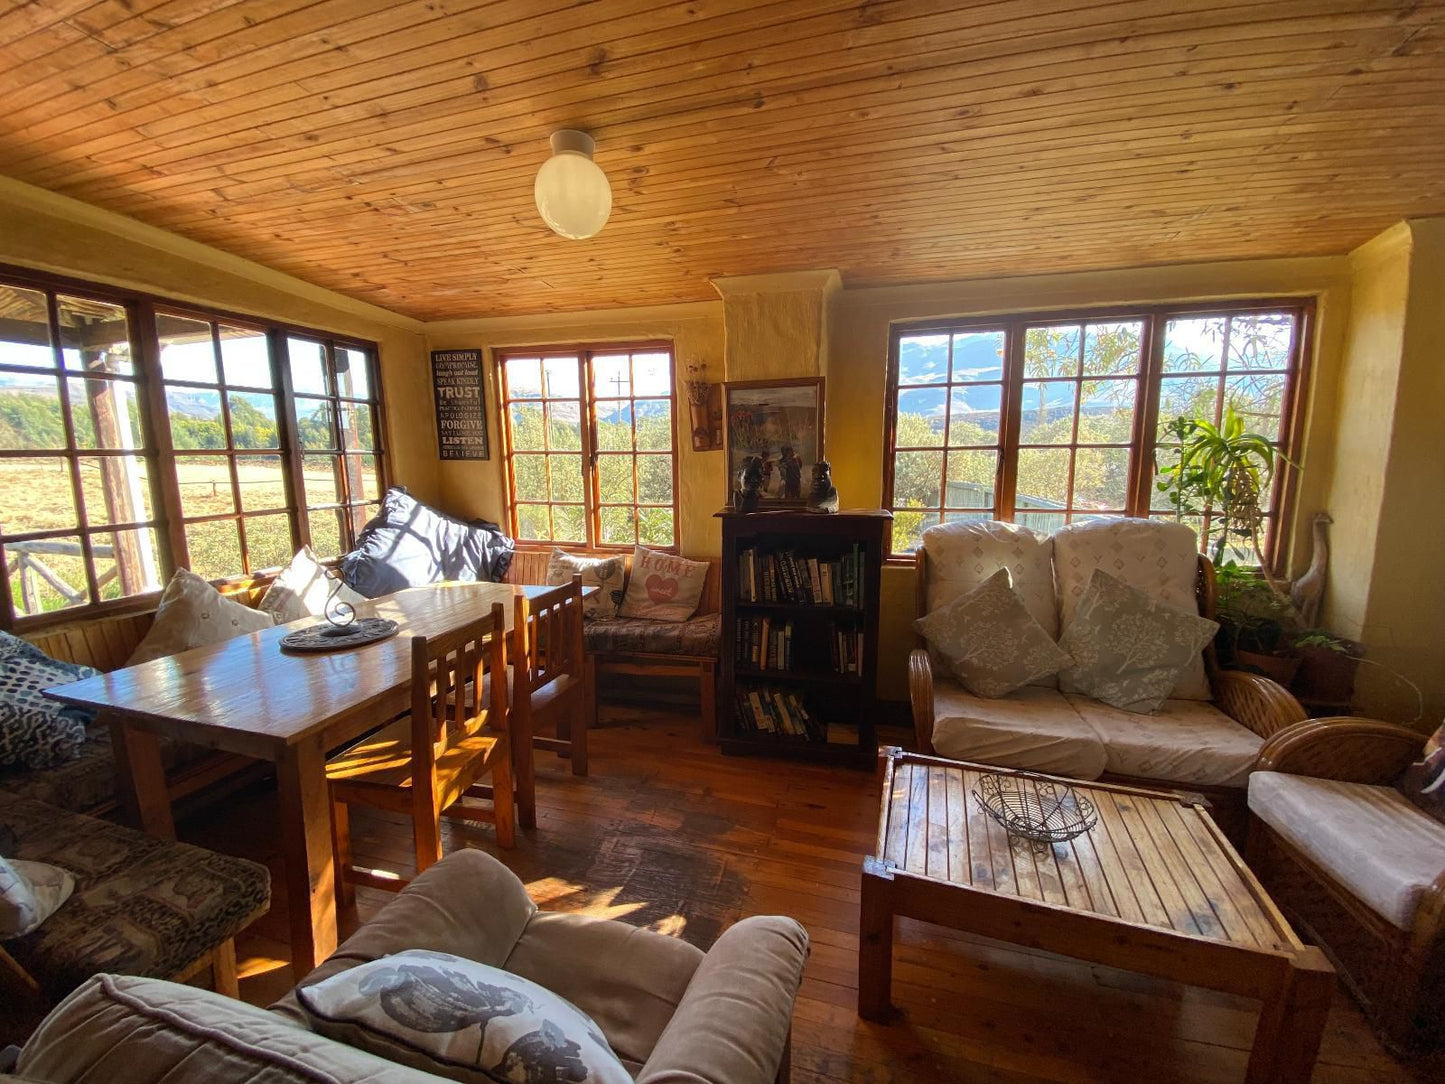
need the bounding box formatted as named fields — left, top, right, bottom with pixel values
left=546, top=548, right=626, bottom=620
left=618, top=546, right=708, bottom=622
left=127, top=568, right=275, bottom=666
left=0, top=631, right=97, bottom=771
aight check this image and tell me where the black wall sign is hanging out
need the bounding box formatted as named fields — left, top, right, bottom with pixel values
left=430, top=349, right=489, bottom=460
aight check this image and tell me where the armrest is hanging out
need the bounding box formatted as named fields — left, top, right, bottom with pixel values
left=909, top=647, right=936, bottom=755
left=1213, top=669, right=1307, bottom=739
left=636, top=916, right=808, bottom=1084
left=1252, top=717, right=1427, bottom=784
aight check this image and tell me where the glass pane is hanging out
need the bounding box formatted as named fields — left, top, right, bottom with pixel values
left=0, top=375, right=64, bottom=449
left=542, top=356, right=579, bottom=399
left=947, top=385, right=1002, bottom=445
left=896, top=387, right=946, bottom=447
left=294, top=397, right=337, bottom=450
left=338, top=400, right=373, bottom=452
left=600, top=505, right=635, bottom=545
left=638, top=506, right=674, bottom=547
left=94, top=528, right=162, bottom=601
left=1156, top=376, right=1221, bottom=440
left=1015, top=447, right=1071, bottom=509
left=57, top=295, right=132, bottom=375
left=308, top=507, right=344, bottom=560
left=243, top=513, right=293, bottom=572
left=237, top=455, right=288, bottom=513
left=0, top=456, right=75, bottom=532
left=185, top=519, right=242, bottom=581
left=176, top=455, right=234, bottom=517
left=633, top=399, right=671, bottom=451
left=347, top=502, right=375, bottom=541
left=890, top=509, right=938, bottom=554
left=505, top=357, right=543, bottom=399
left=336, top=347, right=371, bottom=398
left=508, top=401, right=545, bottom=450
left=157, top=315, right=217, bottom=383
left=68, top=378, right=141, bottom=451
left=944, top=511, right=992, bottom=525
left=1225, top=373, right=1286, bottom=438
left=287, top=338, right=328, bottom=394
left=898, top=335, right=949, bottom=385
left=1018, top=381, right=1076, bottom=444
left=591, top=355, right=630, bottom=398
left=552, top=504, right=585, bottom=543
left=1023, top=324, right=1080, bottom=378
left=1163, top=317, right=1226, bottom=372
left=633, top=352, right=671, bottom=396
left=344, top=454, right=379, bottom=502
left=1077, top=380, right=1137, bottom=445
left=546, top=400, right=582, bottom=451
left=1016, top=510, right=1066, bottom=534
left=1083, top=321, right=1143, bottom=376
left=1227, top=314, right=1294, bottom=371
left=167, top=387, right=225, bottom=450
left=1072, top=447, right=1131, bottom=511
left=219, top=326, right=273, bottom=389
left=5, top=534, right=87, bottom=616
left=951, top=330, right=1006, bottom=382
left=548, top=454, right=584, bottom=503
left=1152, top=444, right=1184, bottom=513
left=944, top=450, right=997, bottom=509
left=637, top=455, right=673, bottom=504
left=512, top=455, right=547, bottom=502
left=303, top=455, right=343, bottom=508
left=516, top=503, right=551, bottom=540
left=595, top=401, right=632, bottom=450
left=228, top=392, right=279, bottom=449
left=597, top=454, right=634, bottom=504
left=892, top=450, right=942, bottom=509
left=79, top=455, right=153, bottom=525
left=0, top=285, right=54, bottom=369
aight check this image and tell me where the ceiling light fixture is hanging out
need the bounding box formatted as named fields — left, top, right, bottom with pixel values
left=534, top=129, right=612, bottom=240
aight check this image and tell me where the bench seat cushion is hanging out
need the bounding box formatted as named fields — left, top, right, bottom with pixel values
left=1065, top=694, right=1263, bottom=788
left=584, top=613, right=721, bottom=658
left=1249, top=771, right=1445, bottom=930
left=0, top=792, right=270, bottom=1002
left=931, top=681, right=1107, bottom=779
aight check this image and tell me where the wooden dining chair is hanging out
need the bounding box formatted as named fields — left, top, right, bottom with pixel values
left=326, top=602, right=515, bottom=904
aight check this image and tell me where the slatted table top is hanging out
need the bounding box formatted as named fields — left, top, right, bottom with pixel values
left=875, top=750, right=1300, bottom=953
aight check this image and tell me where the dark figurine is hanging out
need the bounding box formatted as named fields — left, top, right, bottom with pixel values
left=733, top=455, right=764, bottom=510
left=778, top=445, right=803, bottom=501
left=807, top=461, right=838, bottom=513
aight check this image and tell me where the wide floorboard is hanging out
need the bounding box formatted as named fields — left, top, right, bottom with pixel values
left=185, top=705, right=1435, bottom=1083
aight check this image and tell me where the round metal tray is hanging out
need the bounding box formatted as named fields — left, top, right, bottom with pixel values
left=972, top=772, right=1098, bottom=844
left=280, top=617, right=399, bottom=653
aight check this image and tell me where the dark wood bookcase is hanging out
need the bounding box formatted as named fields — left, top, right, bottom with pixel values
left=716, top=508, right=891, bottom=766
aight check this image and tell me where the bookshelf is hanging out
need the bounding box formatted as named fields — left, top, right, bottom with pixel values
left=716, top=508, right=892, bottom=766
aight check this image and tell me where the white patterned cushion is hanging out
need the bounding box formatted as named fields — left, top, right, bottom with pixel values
left=0, top=632, right=96, bottom=770
left=546, top=549, right=626, bottom=619
left=258, top=546, right=367, bottom=624
left=1065, top=694, right=1263, bottom=788
left=915, top=569, right=1071, bottom=698
left=0, top=856, right=74, bottom=938
left=128, top=569, right=274, bottom=666
left=922, top=520, right=1057, bottom=635
left=1249, top=772, right=1445, bottom=929
left=1052, top=518, right=1211, bottom=699
left=931, top=682, right=1107, bottom=779
left=617, top=547, right=707, bottom=623
left=298, top=949, right=631, bottom=1084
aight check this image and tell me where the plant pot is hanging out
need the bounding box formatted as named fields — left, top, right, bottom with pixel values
left=1235, top=649, right=1301, bottom=687
left=1291, top=644, right=1361, bottom=711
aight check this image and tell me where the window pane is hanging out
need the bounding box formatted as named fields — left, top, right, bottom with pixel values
left=167, top=387, right=225, bottom=449
left=303, top=455, right=343, bottom=507
left=294, top=397, right=337, bottom=449
left=891, top=510, right=938, bottom=554
left=637, top=455, right=673, bottom=504
left=185, top=519, right=242, bottom=581
left=595, top=401, right=632, bottom=450
left=57, top=296, right=132, bottom=375
left=1083, top=321, right=1143, bottom=376
left=944, top=450, right=997, bottom=509
left=0, top=375, right=64, bottom=449
left=591, top=355, right=630, bottom=398
left=228, top=392, right=279, bottom=449
left=288, top=338, right=328, bottom=394
left=5, top=535, right=87, bottom=616
left=892, top=450, right=942, bottom=508
left=0, top=456, right=75, bottom=532
left=633, top=399, right=671, bottom=451
left=552, top=504, right=585, bottom=543
left=336, top=347, right=370, bottom=398
left=158, top=315, right=217, bottom=383
left=896, top=387, right=945, bottom=447
left=516, top=504, right=551, bottom=540
left=338, top=400, right=373, bottom=452
left=599, top=505, right=635, bottom=545
left=1018, top=381, right=1076, bottom=444
left=308, top=508, right=344, bottom=560
left=512, top=454, right=547, bottom=501
left=898, top=335, right=948, bottom=385
left=1224, top=373, right=1286, bottom=438
left=1016, top=447, right=1070, bottom=509
left=947, top=385, right=1002, bottom=445
left=1023, top=325, right=1081, bottom=378
left=94, top=528, right=162, bottom=600
left=542, top=356, right=579, bottom=399
left=638, top=507, right=674, bottom=547
left=348, top=502, right=375, bottom=541
left=1156, top=376, right=1221, bottom=440
left=176, top=455, right=234, bottom=517
left=1227, top=314, right=1294, bottom=371
left=505, top=357, right=543, bottom=399
left=597, top=454, right=634, bottom=503
left=70, top=378, right=143, bottom=450
left=237, top=455, right=288, bottom=512
left=79, top=455, right=153, bottom=525
left=0, top=286, right=54, bottom=369
left=548, top=454, right=583, bottom=502
left=546, top=400, right=582, bottom=451
left=344, top=454, right=379, bottom=501
left=1077, top=380, right=1137, bottom=444
left=633, top=353, right=671, bottom=396
left=508, top=402, right=545, bottom=450
left=244, top=513, right=293, bottom=571
left=951, top=331, right=1005, bottom=382
left=1163, top=317, right=1226, bottom=372
left=1072, top=448, right=1131, bottom=511
left=220, top=326, right=273, bottom=389
left=1017, top=510, right=1066, bottom=534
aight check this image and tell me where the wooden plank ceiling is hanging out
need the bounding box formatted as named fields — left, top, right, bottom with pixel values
left=0, top=0, right=1441, bottom=321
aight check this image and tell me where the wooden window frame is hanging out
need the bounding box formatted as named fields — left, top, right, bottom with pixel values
left=883, top=298, right=1314, bottom=570
left=497, top=342, right=679, bottom=553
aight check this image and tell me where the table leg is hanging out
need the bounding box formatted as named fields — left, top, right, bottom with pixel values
left=106, top=711, right=174, bottom=838
left=858, top=857, right=896, bottom=1021
left=277, top=734, right=337, bottom=977
left=1245, top=948, right=1334, bottom=1084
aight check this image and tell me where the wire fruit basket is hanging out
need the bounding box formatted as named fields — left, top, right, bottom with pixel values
left=973, top=772, right=1098, bottom=845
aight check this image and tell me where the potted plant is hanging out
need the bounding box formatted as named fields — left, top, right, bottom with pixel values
left=1211, top=560, right=1302, bottom=684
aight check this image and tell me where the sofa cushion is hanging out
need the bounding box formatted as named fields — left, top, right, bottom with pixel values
left=1052, top=518, right=1211, bottom=700
left=18, top=974, right=440, bottom=1084
left=619, top=546, right=708, bottom=622
left=931, top=681, right=1107, bottom=779
left=1249, top=771, right=1445, bottom=930
left=0, top=631, right=96, bottom=771
left=921, top=519, right=1057, bottom=637
left=258, top=545, right=367, bottom=624
left=548, top=548, right=626, bottom=619
left=128, top=569, right=274, bottom=666
left=584, top=614, right=720, bottom=658
left=1065, top=694, right=1263, bottom=788
left=342, top=487, right=514, bottom=597
left=0, top=856, right=74, bottom=938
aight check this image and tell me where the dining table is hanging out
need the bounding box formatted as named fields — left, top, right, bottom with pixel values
left=45, top=581, right=579, bottom=976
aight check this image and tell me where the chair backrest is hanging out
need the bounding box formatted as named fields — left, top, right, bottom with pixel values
left=410, top=601, right=507, bottom=766
left=512, top=576, right=585, bottom=698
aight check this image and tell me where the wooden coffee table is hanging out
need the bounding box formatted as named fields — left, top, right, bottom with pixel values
left=859, top=749, right=1334, bottom=1084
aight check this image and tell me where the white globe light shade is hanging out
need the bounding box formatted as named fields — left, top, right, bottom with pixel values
left=534, top=130, right=612, bottom=240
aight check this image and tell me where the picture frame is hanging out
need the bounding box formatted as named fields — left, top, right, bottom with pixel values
left=723, top=377, right=825, bottom=508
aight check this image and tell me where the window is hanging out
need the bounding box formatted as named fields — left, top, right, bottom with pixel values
left=885, top=302, right=1310, bottom=563
left=0, top=267, right=386, bottom=627
left=499, top=345, right=677, bottom=549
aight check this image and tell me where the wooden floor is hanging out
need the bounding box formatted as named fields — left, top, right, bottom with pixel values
left=183, top=704, right=1436, bottom=1084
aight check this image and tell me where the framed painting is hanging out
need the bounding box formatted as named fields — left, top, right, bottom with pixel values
left=723, top=377, right=825, bottom=507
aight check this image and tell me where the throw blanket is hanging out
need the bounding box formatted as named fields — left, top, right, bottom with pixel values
left=342, top=488, right=515, bottom=597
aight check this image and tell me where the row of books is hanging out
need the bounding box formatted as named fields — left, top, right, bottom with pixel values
left=832, top=627, right=866, bottom=676
left=737, top=617, right=793, bottom=670
left=737, top=545, right=865, bottom=607
left=732, top=688, right=859, bottom=745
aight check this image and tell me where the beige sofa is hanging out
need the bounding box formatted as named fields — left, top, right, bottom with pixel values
left=910, top=518, right=1307, bottom=834
left=5, top=848, right=808, bottom=1084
